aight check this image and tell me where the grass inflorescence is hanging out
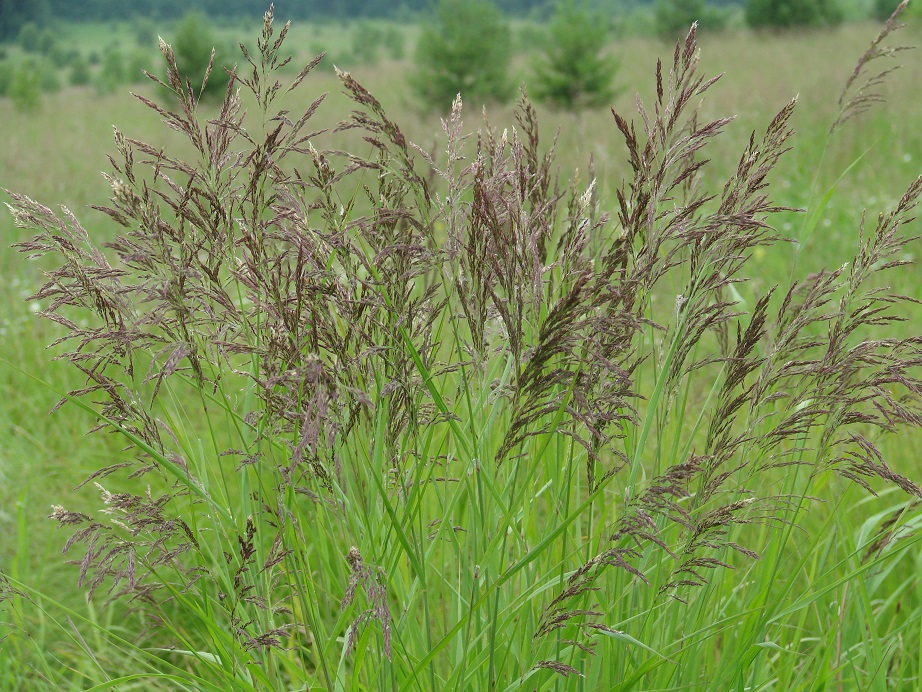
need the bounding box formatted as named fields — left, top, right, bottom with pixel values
left=3, top=4, right=922, bottom=690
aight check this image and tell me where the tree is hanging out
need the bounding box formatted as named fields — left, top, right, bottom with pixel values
left=170, top=11, right=229, bottom=99
left=9, top=58, right=41, bottom=111
left=96, top=45, right=126, bottom=94
left=0, top=1, right=13, bottom=41
left=16, top=21, right=39, bottom=52
left=655, top=0, right=728, bottom=38
left=350, top=21, right=384, bottom=64
left=36, top=27, right=56, bottom=55
left=382, top=25, right=405, bottom=60
left=413, top=0, right=512, bottom=109
left=69, top=54, right=91, bottom=86
left=532, top=0, right=617, bottom=109
left=873, top=0, right=922, bottom=21
left=0, top=0, right=49, bottom=41
left=745, top=0, right=843, bottom=29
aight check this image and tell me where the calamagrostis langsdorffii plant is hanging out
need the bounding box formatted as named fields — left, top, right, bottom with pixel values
left=3, top=3, right=922, bottom=689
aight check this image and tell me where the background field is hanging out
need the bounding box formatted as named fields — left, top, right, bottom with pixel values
left=3, top=10, right=922, bottom=690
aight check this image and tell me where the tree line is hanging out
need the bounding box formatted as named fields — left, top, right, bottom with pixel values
left=0, top=1, right=749, bottom=41
left=2, top=0, right=545, bottom=40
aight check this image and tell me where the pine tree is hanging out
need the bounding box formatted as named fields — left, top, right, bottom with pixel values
left=413, top=0, right=512, bottom=109
left=532, top=0, right=617, bottom=109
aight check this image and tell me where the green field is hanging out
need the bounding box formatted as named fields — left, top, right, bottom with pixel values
left=2, top=11, right=922, bottom=690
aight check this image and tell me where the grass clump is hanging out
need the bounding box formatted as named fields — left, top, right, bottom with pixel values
left=2, top=4, right=922, bottom=690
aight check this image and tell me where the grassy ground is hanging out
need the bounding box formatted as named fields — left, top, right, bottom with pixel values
left=2, top=15, right=922, bottom=690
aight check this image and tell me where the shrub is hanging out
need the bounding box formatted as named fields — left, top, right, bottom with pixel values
left=516, top=22, right=546, bottom=53
left=16, top=22, right=40, bottom=53
left=125, top=49, right=155, bottom=84
left=655, top=0, right=728, bottom=37
left=3, top=7, right=922, bottom=690
left=36, top=27, right=56, bottom=56
left=308, top=41, right=337, bottom=72
left=382, top=25, right=405, bottom=60
left=745, top=0, right=843, bottom=29
left=95, top=46, right=125, bottom=93
left=414, top=0, right=512, bottom=109
left=532, top=0, right=617, bottom=108
left=170, top=11, right=229, bottom=99
left=48, top=44, right=73, bottom=68
left=0, top=60, right=13, bottom=96
left=35, top=58, right=59, bottom=92
left=69, top=54, right=91, bottom=86
left=8, top=60, right=41, bottom=110
left=133, top=16, right=156, bottom=47
left=350, top=21, right=384, bottom=64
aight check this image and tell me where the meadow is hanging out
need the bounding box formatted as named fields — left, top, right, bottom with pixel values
left=2, top=8, right=922, bottom=690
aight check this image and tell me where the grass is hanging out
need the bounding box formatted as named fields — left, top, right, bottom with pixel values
left=2, top=6, right=922, bottom=690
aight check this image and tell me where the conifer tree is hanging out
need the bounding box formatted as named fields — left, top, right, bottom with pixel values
left=533, top=0, right=617, bottom=109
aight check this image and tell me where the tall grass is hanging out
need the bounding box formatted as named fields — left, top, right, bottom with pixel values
left=3, top=5, right=922, bottom=689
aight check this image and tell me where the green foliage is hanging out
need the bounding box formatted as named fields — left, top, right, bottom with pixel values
left=133, top=16, right=156, bottom=47
left=0, top=61, right=13, bottom=96
left=382, top=25, right=405, bottom=60
left=36, top=58, right=59, bottom=92
left=9, top=60, right=41, bottom=111
left=36, top=27, right=56, bottom=56
left=48, top=43, right=73, bottom=68
left=125, top=49, right=154, bottom=84
left=655, top=0, right=728, bottom=38
left=13, top=19, right=61, bottom=59
left=171, top=11, right=228, bottom=99
left=308, top=42, right=337, bottom=72
left=92, top=42, right=157, bottom=90
left=746, top=0, right=844, bottom=28
left=613, top=6, right=659, bottom=37
left=516, top=21, right=546, bottom=53
left=414, top=0, right=512, bottom=109
left=16, top=22, right=40, bottom=53
left=68, top=54, right=91, bottom=86
left=532, top=0, right=617, bottom=109
left=95, top=46, right=126, bottom=93
left=873, top=0, right=922, bottom=21
left=873, top=0, right=893, bottom=19
left=350, top=21, right=384, bottom=64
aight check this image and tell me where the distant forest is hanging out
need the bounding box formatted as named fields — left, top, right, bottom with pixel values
left=0, top=0, right=746, bottom=38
